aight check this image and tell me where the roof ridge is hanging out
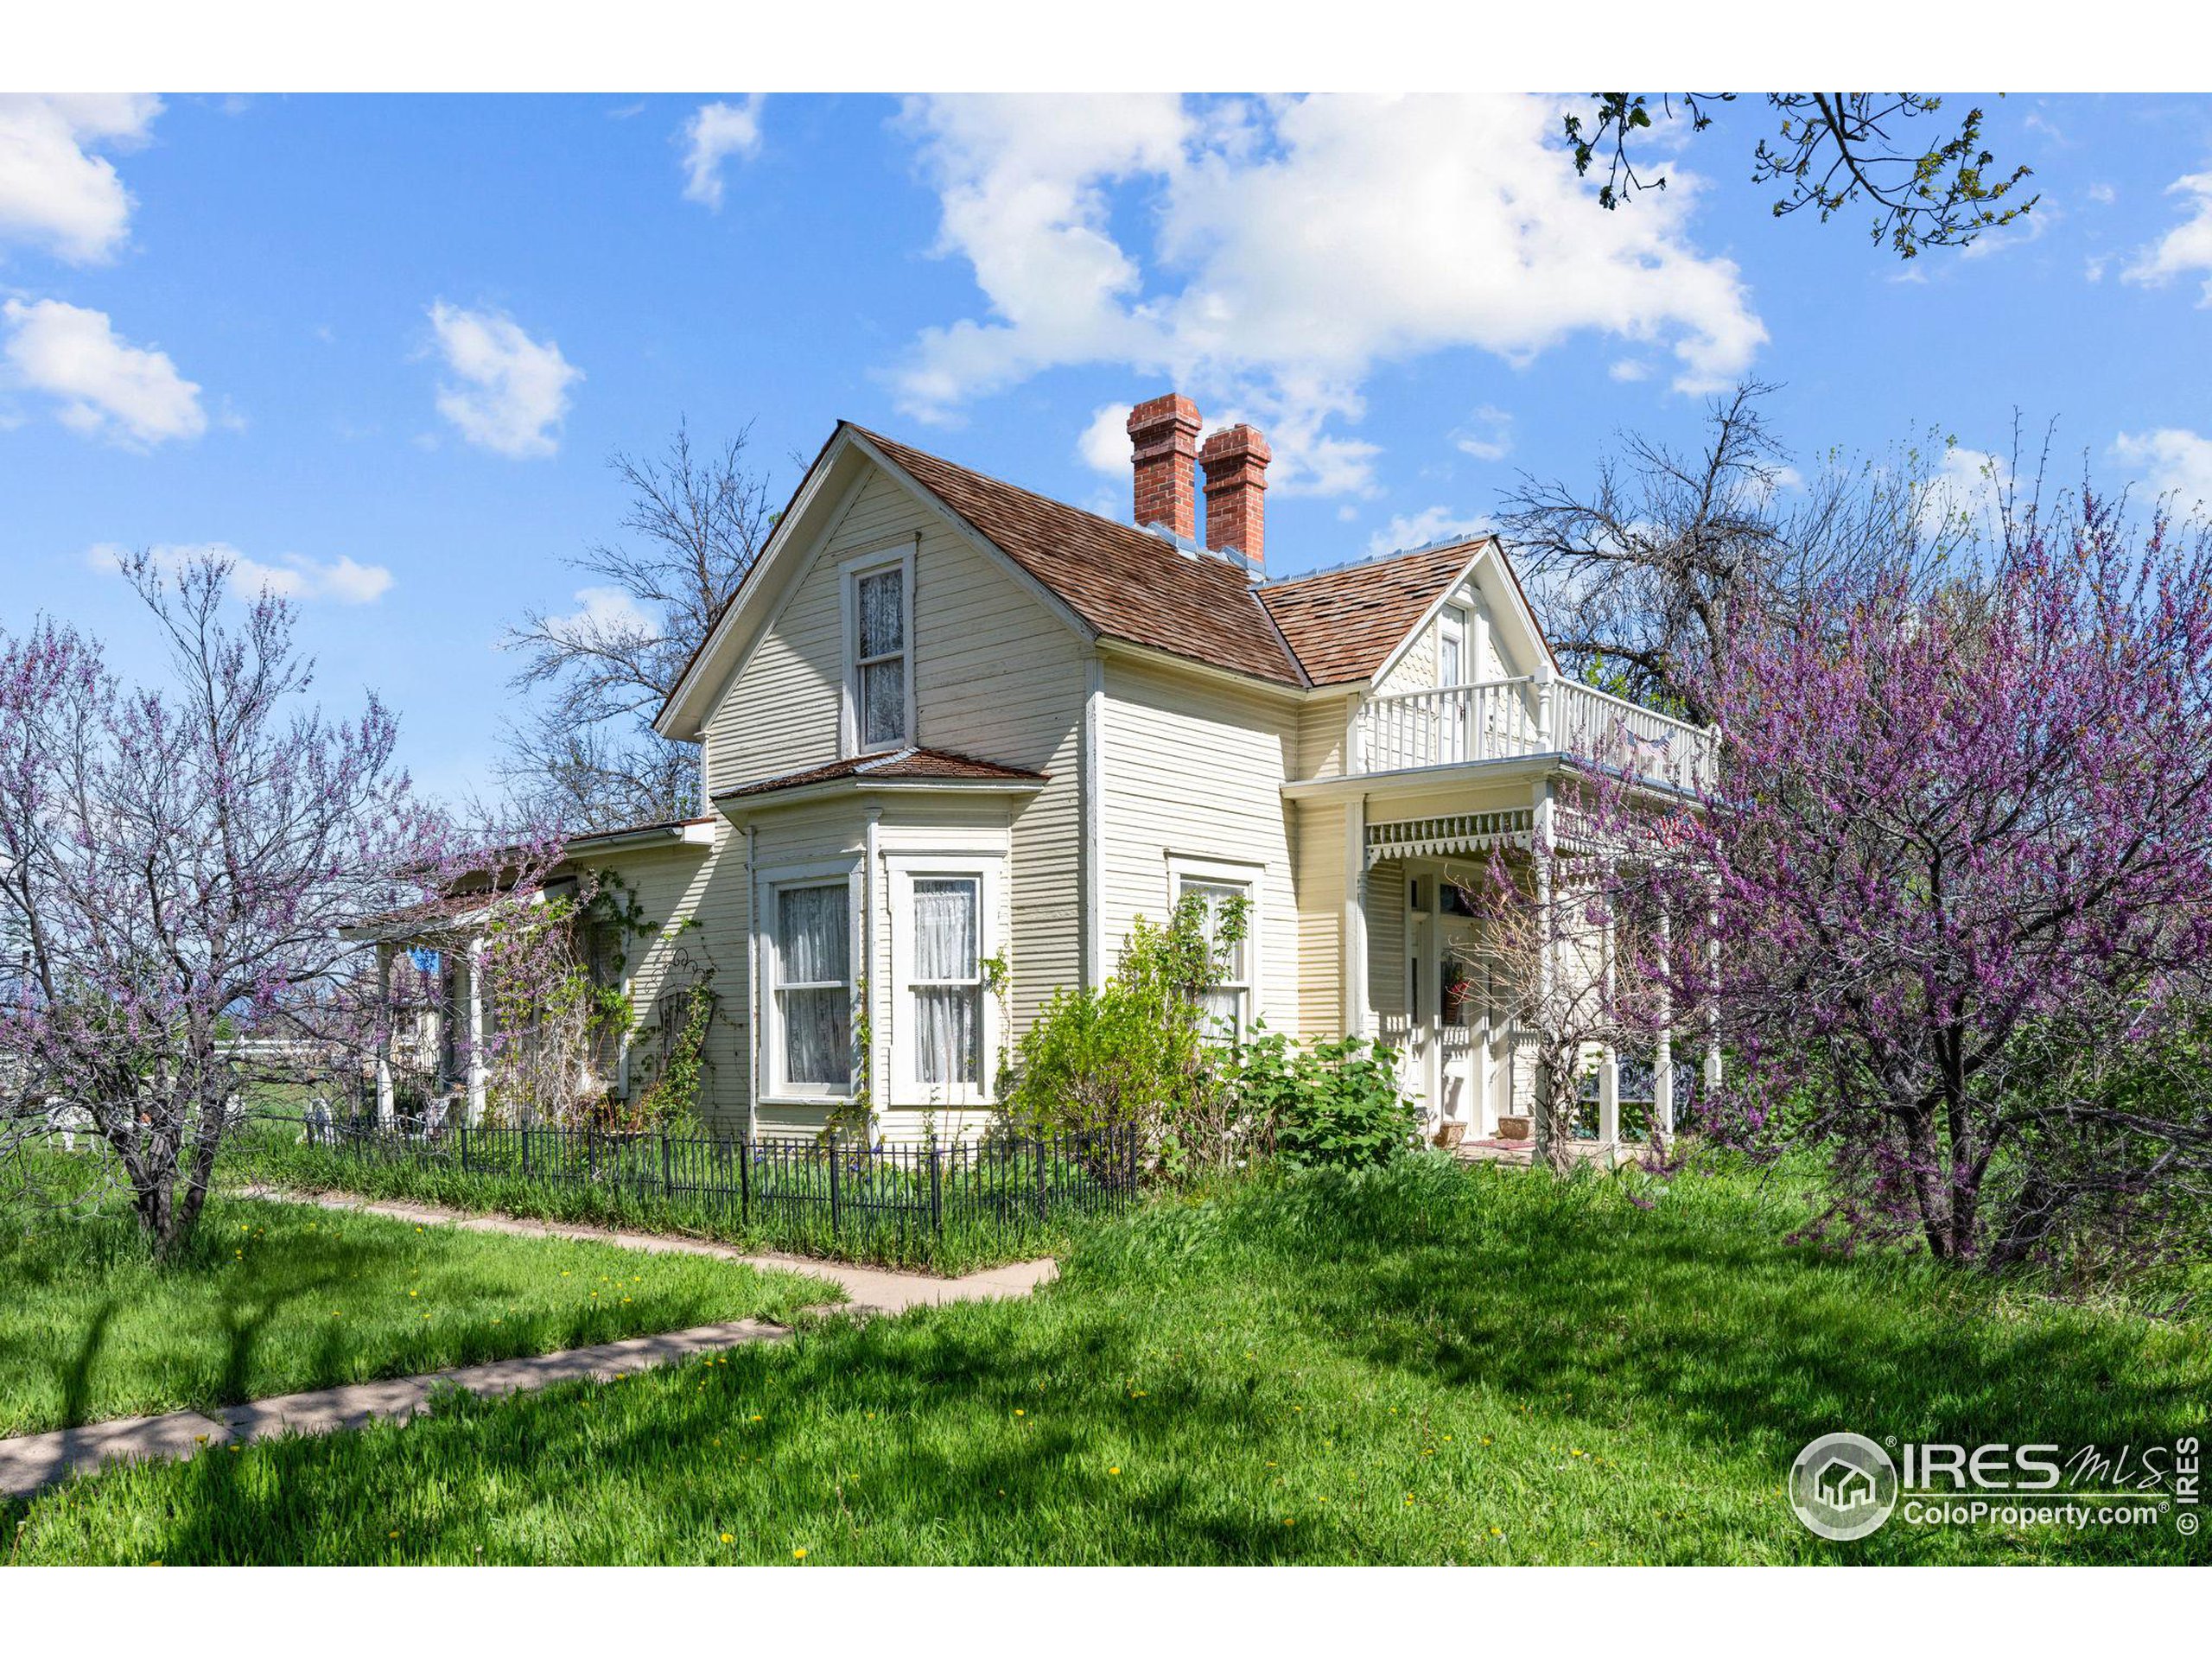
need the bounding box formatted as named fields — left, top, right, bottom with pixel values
left=1260, top=535, right=1493, bottom=590
left=854, top=425, right=1176, bottom=556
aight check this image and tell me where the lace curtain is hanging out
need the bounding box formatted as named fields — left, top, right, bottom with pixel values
left=912, top=877, right=979, bottom=1084
left=857, top=569, right=906, bottom=747
left=778, top=884, right=849, bottom=1087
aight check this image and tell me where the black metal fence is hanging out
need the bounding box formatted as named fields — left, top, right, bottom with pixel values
left=270, top=1114, right=1141, bottom=1245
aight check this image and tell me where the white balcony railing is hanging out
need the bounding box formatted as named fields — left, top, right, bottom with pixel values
left=1351, top=673, right=1715, bottom=791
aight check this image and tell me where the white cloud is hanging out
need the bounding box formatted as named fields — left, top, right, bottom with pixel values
left=890, top=94, right=1765, bottom=496
left=550, top=584, right=654, bottom=637
left=2, top=297, right=205, bottom=446
left=1365, top=505, right=1491, bottom=558
left=2087, top=182, right=2116, bottom=206
left=1607, top=359, right=1651, bottom=383
left=1929, top=444, right=2012, bottom=528
left=1452, top=404, right=1513, bottom=463
left=424, top=301, right=581, bottom=459
left=2122, top=174, right=2212, bottom=302
left=2113, top=428, right=2212, bottom=509
left=86, top=541, right=392, bottom=603
left=1077, top=401, right=1134, bottom=474
left=1959, top=205, right=2055, bottom=262
left=681, top=97, right=765, bottom=209
left=0, top=94, right=161, bottom=264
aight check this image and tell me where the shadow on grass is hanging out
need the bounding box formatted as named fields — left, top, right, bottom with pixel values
left=13, top=1160, right=2208, bottom=1566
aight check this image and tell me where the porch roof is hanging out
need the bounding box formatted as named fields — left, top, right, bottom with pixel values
left=710, top=746, right=1047, bottom=816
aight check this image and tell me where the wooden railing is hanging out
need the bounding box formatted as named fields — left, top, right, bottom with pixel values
left=1352, top=673, right=1714, bottom=790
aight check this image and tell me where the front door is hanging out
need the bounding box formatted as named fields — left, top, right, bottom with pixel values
left=1435, top=913, right=1481, bottom=1128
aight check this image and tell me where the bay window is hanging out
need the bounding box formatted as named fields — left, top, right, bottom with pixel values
left=772, top=880, right=851, bottom=1094
left=911, top=877, right=982, bottom=1086
left=889, top=855, right=1001, bottom=1103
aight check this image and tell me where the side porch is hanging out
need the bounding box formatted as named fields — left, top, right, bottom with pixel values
left=1287, top=751, right=1717, bottom=1161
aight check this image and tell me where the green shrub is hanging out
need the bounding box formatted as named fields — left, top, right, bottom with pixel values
left=999, top=892, right=1260, bottom=1176
left=1229, top=1030, right=1419, bottom=1171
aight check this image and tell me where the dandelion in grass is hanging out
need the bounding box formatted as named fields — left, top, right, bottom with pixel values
left=721, top=1532, right=734, bottom=1544
left=1108, top=1466, right=1120, bottom=1477
left=792, top=1547, right=808, bottom=1560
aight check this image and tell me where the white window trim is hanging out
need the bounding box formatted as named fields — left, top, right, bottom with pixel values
left=885, top=851, right=1004, bottom=1108
left=1165, top=852, right=1264, bottom=1039
left=757, top=858, right=861, bottom=1103
left=840, top=542, right=916, bottom=758
left=1440, top=606, right=1468, bottom=686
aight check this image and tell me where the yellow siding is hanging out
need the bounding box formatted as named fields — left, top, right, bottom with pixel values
left=1294, top=692, right=1355, bottom=781
left=681, top=456, right=1087, bottom=1132
left=1290, top=798, right=1344, bottom=1037
left=1100, top=656, right=1301, bottom=1032
left=576, top=829, right=751, bottom=1131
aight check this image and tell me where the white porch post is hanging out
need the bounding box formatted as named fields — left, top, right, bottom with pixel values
left=1653, top=909, right=1675, bottom=1139
left=1596, top=883, right=1620, bottom=1148
left=1533, top=661, right=1557, bottom=750
left=1703, top=873, right=1723, bottom=1091
left=465, top=934, right=487, bottom=1125
left=1529, top=778, right=1557, bottom=1150
left=1343, top=795, right=1372, bottom=1039
left=374, top=942, right=397, bottom=1127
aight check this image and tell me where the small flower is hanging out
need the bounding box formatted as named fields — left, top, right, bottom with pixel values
left=1108, top=1466, right=1120, bottom=1476
left=792, top=1547, right=808, bottom=1560
left=721, top=1532, right=734, bottom=1544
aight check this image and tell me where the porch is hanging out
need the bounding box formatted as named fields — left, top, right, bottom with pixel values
left=1288, top=707, right=1718, bottom=1156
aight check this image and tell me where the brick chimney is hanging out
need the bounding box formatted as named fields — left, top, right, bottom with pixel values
left=1200, top=423, right=1270, bottom=568
left=1126, top=393, right=1201, bottom=541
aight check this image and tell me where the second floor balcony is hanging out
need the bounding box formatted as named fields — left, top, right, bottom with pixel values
left=1351, top=672, right=1716, bottom=792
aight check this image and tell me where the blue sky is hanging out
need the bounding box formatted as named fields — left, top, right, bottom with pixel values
left=7, top=92, right=2212, bottom=805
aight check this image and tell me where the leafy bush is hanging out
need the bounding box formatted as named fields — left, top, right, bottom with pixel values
left=999, top=892, right=1261, bottom=1176
left=1229, top=1031, right=1419, bottom=1171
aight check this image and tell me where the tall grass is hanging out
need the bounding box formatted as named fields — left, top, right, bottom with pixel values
left=10, top=1153, right=2204, bottom=1564
left=0, top=1191, right=828, bottom=1438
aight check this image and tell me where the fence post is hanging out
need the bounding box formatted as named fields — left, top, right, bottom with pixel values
left=457, top=1114, right=468, bottom=1173
left=660, top=1130, right=672, bottom=1199
left=930, top=1145, right=943, bottom=1236
left=739, top=1135, right=751, bottom=1224
left=521, top=1123, right=531, bottom=1177
left=828, top=1129, right=842, bottom=1235
left=1035, top=1135, right=1047, bottom=1222
left=588, top=1125, right=598, bottom=1183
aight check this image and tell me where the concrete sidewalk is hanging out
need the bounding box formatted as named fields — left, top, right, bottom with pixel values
left=0, top=1192, right=1056, bottom=1501
left=238, top=1186, right=1058, bottom=1315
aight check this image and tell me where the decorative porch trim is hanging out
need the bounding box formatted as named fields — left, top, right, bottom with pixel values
left=1364, top=808, right=1533, bottom=868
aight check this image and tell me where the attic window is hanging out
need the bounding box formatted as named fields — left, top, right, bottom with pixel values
left=844, top=550, right=913, bottom=754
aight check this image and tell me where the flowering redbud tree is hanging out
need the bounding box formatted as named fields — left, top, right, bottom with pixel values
left=1656, top=493, right=2212, bottom=1264
left=0, top=550, right=524, bottom=1259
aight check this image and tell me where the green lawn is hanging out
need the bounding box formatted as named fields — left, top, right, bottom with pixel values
left=0, top=1194, right=831, bottom=1438
left=8, top=1154, right=2204, bottom=1564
